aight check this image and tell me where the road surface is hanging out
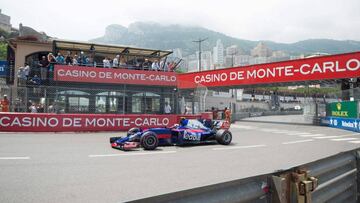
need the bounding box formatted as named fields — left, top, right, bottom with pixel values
left=0, top=115, right=359, bottom=202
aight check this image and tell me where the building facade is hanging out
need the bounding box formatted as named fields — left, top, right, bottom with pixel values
left=213, top=39, right=224, bottom=67
left=0, top=9, right=11, bottom=33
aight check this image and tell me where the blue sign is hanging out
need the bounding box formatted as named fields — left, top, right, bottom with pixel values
left=320, top=116, right=360, bottom=133
left=0, top=60, right=8, bottom=77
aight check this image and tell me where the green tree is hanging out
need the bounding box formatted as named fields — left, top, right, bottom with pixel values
left=0, top=42, right=7, bottom=60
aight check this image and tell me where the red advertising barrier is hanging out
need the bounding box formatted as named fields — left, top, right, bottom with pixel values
left=0, top=113, right=202, bottom=132
left=178, top=52, right=360, bottom=88
left=0, top=113, right=181, bottom=132
left=54, top=65, right=177, bottom=86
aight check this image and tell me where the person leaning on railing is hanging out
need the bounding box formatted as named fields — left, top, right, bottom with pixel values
left=65, top=52, right=72, bottom=65
left=48, top=53, right=57, bottom=82
left=72, top=55, right=78, bottom=65
left=142, top=59, right=150, bottom=70
left=38, top=56, right=49, bottom=81
left=113, top=55, right=119, bottom=68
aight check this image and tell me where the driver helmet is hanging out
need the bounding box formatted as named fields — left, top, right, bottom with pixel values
left=180, top=117, right=188, bottom=126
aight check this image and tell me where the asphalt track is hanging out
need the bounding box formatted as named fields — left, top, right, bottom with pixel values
left=0, top=115, right=359, bottom=203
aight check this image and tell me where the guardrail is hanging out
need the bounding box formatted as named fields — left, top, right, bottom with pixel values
left=130, top=175, right=269, bottom=203
left=232, top=110, right=303, bottom=121
left=131, top=148, right=359, bottom=203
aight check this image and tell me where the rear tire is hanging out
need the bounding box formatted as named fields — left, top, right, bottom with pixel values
left=140, top=132, right=159, bottom=150
left=215, top=130, right=232, bottom=145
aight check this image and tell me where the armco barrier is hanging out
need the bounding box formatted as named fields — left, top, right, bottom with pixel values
left=130, top=175, right=269, bottom=203
left=0, top=113, right=201, bottom=132
left=305, top=152, right=357, bottom=202
left=131, top=148, right=360, bottom=203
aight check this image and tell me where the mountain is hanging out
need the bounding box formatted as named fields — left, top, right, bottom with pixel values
left=91, top=22, right=360, bottom=56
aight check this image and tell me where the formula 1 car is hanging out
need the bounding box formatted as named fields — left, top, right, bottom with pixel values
left=110, top=118, right=232, bottom=150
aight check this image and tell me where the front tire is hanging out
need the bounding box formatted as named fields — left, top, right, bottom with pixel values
left=140, top=132, right=159, bottom=150
left=215, top=130, right=232, bottom=145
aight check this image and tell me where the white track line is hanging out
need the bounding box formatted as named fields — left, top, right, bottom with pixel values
left=349, top=140, right=360, bottom=144
left=314, top=133, right=359, bottom=139
left=288, top=132, right=311, bottom=136
left=89, top=151, right=176, bottom=158
left=272, top=131, right=292, bottom=134
left=314, top=135, right=341, bottom=139
left=299, top=134, right=325, bottom=137
left=212, top=144, right=266, bottom=151
left=230, top=125, right=257, bottom=130
left=331, top=138, right=358, bottom=141
left=259, top=129, right=280, bottom=132
left=282, top=139, right=313, bottom=145
left=0, top=157, right=30, bottom=160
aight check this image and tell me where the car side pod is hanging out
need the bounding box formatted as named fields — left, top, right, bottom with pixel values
left=215, top=129, right=232, bottom=145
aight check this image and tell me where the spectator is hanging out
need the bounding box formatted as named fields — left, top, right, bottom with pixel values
left=65, top=53, right=72, bottom=65
left=79, top=51, right=87, bottom=66
left=72, top=55, right=78, bottom=65
left=184, top=105, right=191, bottom=114
left=0, top=95, right=10, bottom=112
left=37, top=104, right=44, bottom=113
left=119, top=56, right=127, bottom=67
left=30, top=74, right=41, bottom=85
left=142, top=58, right=150, bottom=70
left=38, top=56, right=49, bottom=81
left=134, top=57, right=142, bottom=70
left=48, top=103, right=55, bottom=113
left=211, top=107, right=218, bottom=119
left=17, top=66, right=26, bottom=86
left=164, top=102, right=172, bottom=114
left=103, top=57, right=111, bottom=68
left=30, top=75, right=41, bottom=95
left=55, top=52, right=65, bottom=64
left=48, top=53, right=57, bottom=81
left=159, top=60, right=164, bottom=71
left=151, top=60, right=160, bottom=71
left=29, top=103, right=37, bottom=113
left=87, top=55, right=94, bottom=66
left=113, top=55, right=119, bottom=68
left=23, top=63, right=30, bottom=80
left=14, top=98, right=22, bottom=112
left=224, top=107, right=231, bottom=123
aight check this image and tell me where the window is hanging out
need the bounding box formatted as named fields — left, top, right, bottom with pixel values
left=132, top=93, right=143, bottom=113
left=60, top=90, right=90, bottom=96
left=109, top=97, right=118, bottom=112
left=69, top=97, right=89, bottom=113
left=145, top=92, right=160, bottom=113
left=95, top=96, right=106, bottom=113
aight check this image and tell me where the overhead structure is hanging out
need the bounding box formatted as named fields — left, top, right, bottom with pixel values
left=53, top=40, right=173, bottom=58
left=178, top=51, right=360, bottom=89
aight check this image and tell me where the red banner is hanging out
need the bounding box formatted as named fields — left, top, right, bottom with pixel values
left=178, top=52, right=360, bottom=88
left=0, top=113, right=181, bottom=132
left=54, top=65, right=177, bottom=86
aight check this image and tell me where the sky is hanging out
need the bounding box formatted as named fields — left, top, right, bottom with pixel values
left=1, top=0, right=360, bottom=43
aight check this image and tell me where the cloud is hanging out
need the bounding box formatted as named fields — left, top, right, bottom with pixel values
left=0, top=0, right=359, bottom=42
